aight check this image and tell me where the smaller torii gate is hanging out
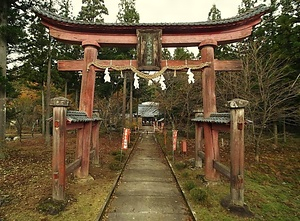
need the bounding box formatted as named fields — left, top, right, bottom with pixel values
left=34, top=5, right=269, bottom=207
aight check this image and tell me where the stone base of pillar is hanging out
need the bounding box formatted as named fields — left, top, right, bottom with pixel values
left=220, top=195, right=254, bottom=218
left=75, top=175, right=95, bottom=184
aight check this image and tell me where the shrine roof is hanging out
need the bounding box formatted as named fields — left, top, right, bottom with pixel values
left=191, top=113, right=230, bottom=124
left=66, top=110, right=102, bottom=123
left=33, top=5, right=269, bottom=34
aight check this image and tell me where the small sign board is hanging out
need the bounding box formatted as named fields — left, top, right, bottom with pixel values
left=137, top=29, right=162, bottom=71
left=172, top=130, right=178, bottom=151
left=122, top=128, right=130, bottom=150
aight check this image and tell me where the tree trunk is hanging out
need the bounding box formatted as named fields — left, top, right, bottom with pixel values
left=129, top=73, right=133, bottom=126
left=185, top=90, right=190, bottom=139
left=136, top=97, right=139, bottom=125
left=283, top=117, right=286, bottom=143
left=273, top=121, right=278, bottom=147
left=64, top=82, right=67, bottom=97
left=45, top=39, right=52, bottom=146
left=41, top=89, right=45, bottom=136
left=255, top=131, right=263, bottom=162
left=255, top=141, right=260, bottom=162
left=0, top=0, right=8, bottom=142
left=16, top=118, right=22, bottom=141
left=122, top=72, right=127, bottom=128
left=75, top=89, right=79, bottom=109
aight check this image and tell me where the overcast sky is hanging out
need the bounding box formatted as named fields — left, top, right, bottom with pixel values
left=72, top=0, right=268, bottom=23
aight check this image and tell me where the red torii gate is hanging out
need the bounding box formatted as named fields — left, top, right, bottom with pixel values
left=34, top=5, right=269, bottom=205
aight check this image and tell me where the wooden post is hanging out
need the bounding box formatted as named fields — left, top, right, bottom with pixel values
left=50, top=97, right=70, bottom=201
left=164, top=128, right=167, bottom=147
left=76, top=40, right=99, bottom=178
left=182, top=139, right=187, bottom=154
left=228, top=98, right=249, bottom=206
left=92, top=121, right=100, bottom=165
left=199, top=39, right=219, bottom=181
left=194, top=108, right=203, bottom=168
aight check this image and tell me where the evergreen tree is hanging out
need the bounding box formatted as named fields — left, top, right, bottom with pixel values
left=0, top=0, right=32, bottom=141
left=58, top=0, right=74, bottom=19
left=12, top=1, right=61, bottom=139
left=117, top=0, right=140, bottom=23
left=162, top=48, right=172, bottom=60
left=238, top=0, right=258, bottom=14
left=0, top=0, right=8, bottom=141
left=273, top=0, right=300, bottom=74
left=208, top=4, right=221, bottom=21
left=78, top=0, right=108, bottom=22
left=173, top=47, right=195, bottom=60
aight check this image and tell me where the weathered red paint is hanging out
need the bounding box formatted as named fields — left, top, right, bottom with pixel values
left=199, top=40, right=220, bottom=181
left=37, top=11, right=265, bottom=47
left=75, top=41, right=99, bottom=178
left=54, top=120, right=59, bottom=128
left=51, top=99, right=68, bottom=201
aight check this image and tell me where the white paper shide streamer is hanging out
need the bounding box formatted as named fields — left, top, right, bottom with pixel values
left=134, top=73, right=140, bottom=89
left=186, top=68, right=195, bottom=84
left=159, top=75, right=166, bottom=90
left=102, top=66, right=197, bottom=89
left=104, top=68, right=111, bottom=83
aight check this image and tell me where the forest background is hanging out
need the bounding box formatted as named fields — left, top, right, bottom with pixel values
left=0, top=0, right=299, bottom=162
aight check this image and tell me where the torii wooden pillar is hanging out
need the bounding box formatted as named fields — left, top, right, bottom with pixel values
left=75, top=40, right=99, bottom=178
left=199, top=39, right=219, bottom=181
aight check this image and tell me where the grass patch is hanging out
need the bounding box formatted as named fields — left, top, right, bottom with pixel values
left=190, top=187, right=208, bottom=203
left=108, top=162, right=123, bottom=171
left=37, top=197, right=67, bottom=215
left=111, top=150, right=126, bottom=162
left=183, top=180, right=196, bottom=191
left=181, top=171, right=190, bottom=178
left=155, top=133, right=300, bottom=220
left=174, top=161, right=187, bottom=170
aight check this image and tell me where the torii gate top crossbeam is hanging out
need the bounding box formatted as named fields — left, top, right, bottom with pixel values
left=33, top=5, right=269, bottom=47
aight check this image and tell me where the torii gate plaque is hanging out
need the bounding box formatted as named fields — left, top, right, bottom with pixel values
left=34, top=4, right=269, bottom=206
left=137, top=29, right=162, bottom=70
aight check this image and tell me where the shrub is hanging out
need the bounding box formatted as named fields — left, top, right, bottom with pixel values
left=114, top=153, right=125, bottom=162
left=174, top=162, right=187, bottom=170
left=111, top=150, right=126, bottom=162
left=184, top=180, right=196, bottom=191
left=190, top=187, right=208, bottom=203
left=109, top=162, right=122, bottom=171
left=182, top=171, right=190, bottom=178
left=111, top=150, right=123, bottom=156
left=37, top=197, right=66, bottom=215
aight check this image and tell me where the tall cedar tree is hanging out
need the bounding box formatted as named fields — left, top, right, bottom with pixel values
left=78, top=0, right=108, bottom=22
left=0, top=0, right=32, bottom=141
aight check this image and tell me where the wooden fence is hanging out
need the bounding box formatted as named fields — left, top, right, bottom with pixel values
left=50, top=97, right=101, bottom=201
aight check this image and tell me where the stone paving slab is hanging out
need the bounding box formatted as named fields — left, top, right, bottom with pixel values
left=125, top=160, right=168, bottom=170
left=114, top=180, right=182, bottom=197
left=106, top=196, right=191, bottom=221
left=121, top=168, right=174, bottom=182
left=108, top=195, right=188, bottom=213
left=106, top=212, right=190, bottom=221
left=104, top=133, right=193, bottom=220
